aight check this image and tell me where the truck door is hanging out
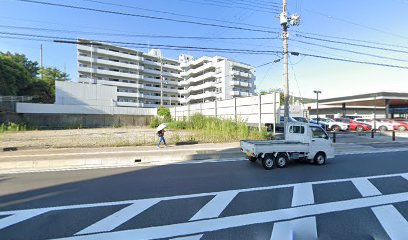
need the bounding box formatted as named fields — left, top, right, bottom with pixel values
left=309, top=126, right=333, bottom=159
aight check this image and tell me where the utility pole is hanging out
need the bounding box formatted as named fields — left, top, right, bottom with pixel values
left=314, top=90, right=321, bottom=124
left=160, top=54, right=163, bottom=106
left=40, top=44, right=43, bottom=79
left=281, top=0, right=289, bottom=138
left=280, top=0, right=300, bottom=138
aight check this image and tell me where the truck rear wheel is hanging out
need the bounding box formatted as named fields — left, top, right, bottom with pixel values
left=275, top=153, right=288, bottom=168
left=262, top=156, right=274, bottom=170
left=314, top=152, right=326, bottom=165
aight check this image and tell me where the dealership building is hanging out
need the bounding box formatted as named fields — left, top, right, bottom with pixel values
left=306, top=92, right=408, bottom=119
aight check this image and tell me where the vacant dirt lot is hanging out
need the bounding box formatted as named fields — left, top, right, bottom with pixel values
left=0, top=127, right=195, bottom=149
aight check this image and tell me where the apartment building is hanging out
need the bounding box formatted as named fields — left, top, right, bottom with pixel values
left=77, top=40, right=256, bottom=107
left=179, top=54, right=256, bottom=105
left=77, top=40, right=180, bottom=108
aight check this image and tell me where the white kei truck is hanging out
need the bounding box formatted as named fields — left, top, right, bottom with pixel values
left=240, top=122, right=335, bottom=170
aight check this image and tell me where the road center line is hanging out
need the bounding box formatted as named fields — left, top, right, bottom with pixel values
left=51, top=191, right=408, bottom=240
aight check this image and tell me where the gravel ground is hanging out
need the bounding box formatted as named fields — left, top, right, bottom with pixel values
left=0, top=127, right=196, bottom=149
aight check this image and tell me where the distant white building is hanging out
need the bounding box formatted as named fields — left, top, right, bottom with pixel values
left=178, top=54, right=256, bottom=105
left=77, top=39, right=256, bottom=108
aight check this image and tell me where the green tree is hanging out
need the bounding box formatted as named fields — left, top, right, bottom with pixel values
left=3, top=52, right=39, bottom=79
left=0, top=54, right=32, bottom=95
left=36, top=67, right=70, bottom=103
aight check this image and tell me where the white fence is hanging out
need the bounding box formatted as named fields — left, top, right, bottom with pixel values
left=169, top=93, right=280, bottom=126
left=16, top=103, right=156, bottom=116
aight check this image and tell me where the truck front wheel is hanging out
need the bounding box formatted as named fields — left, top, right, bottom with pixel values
left=275, top=153, right=288, bottom=168
left=262, top=156, right=274, bottom=170
left=314, top=152, right=326, bottom=165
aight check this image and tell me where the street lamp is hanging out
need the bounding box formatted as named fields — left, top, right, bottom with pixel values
left=314, top=90, right=322, bottom=124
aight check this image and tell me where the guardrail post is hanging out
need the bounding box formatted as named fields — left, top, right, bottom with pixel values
left=371, top=129, right=375, bottom=138
left=332, top=132, right=336, bottom=143
left=392, top=130, right=396, bottom=141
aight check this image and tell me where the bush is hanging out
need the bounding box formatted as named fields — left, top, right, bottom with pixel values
left=150, top=117, right=160, bottom=128
left=157, top=106, right=172, bottom=122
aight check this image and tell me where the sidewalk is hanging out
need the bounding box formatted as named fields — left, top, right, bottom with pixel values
left=1, top=140, right=408, bottom=174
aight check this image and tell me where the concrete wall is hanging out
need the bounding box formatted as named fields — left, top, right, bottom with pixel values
left=55, top=81, right=117, bottom=106
left=0, top=113, right=152, bottom=128
left=170, top=93, right=280, bottom=125
left=16, top=103, right=156, bottom=116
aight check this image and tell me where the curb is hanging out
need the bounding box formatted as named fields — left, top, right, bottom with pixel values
left=2, top=146, right=408, bottom=175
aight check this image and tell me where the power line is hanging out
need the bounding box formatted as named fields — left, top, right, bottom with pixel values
left=295, top=34, right=408, bottom=54
left=0, top=31, right=283, bottom=55
left=303, top=7, right=408, bottom=41
left=294, top=52, right=408, bottom=70
left=0, top=24, right=279, bottom=40
left=206, top=0, right=281, bottom=11
left=291, top=39, right=408, bottom=63
left=80, top=0, right=278, bottom=31
left=15, top=0, right=279, bottom=34
left=179, top=0, right=280, bottom=14
left=294, top=30, right=408, bottom=50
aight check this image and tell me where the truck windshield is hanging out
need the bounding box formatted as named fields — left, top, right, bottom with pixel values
left=311, top=126, right=329, bottom=139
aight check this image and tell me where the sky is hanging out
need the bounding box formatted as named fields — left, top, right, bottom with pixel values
left=1, top=0, right=408, bottom=99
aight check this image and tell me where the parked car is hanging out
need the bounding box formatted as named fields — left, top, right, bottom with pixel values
left=394, top=118, right=408, bottom=131
left=334, top=118, right=372, bottom=132
left=310, top=117, right=349, bottom=132
left=292, top=117, right=308, bottom=123
left=309, top=119, right=329, bottom=130
left=354, top=118, right=394, bottom=131
left=377, top=118, right=407, bottom=131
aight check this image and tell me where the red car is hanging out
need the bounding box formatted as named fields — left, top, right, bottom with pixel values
left=379, top=118, right=408, bottom=131
left=334, top=118, right=372, bottom=132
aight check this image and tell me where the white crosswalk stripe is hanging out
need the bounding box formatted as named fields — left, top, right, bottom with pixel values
left=2, top=171, right=408, bottom=239
left=75, top=199, right=160, bottom=235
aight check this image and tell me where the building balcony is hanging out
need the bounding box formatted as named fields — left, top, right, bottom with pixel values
left=180, top=62, right=216, bottom=77
left=78, top=45, right=144, bottom=62
left=143, top=86, right=178, bottom=94
left=117, top=92, right=144, bottom=98
left=116, top=102, right=144, bottom=107
left=230, top=91, right=251, bottom=97
left=230, top=81, right=252, bottom=88
left=231, top=71, right=252, bottom=79
left=78, top=56, right=144, bottom=71
left=78, top=66, right=144, bottom=80
left=97, top=80, right=143, bottom=88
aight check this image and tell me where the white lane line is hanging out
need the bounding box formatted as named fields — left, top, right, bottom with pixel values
left=2, top=171, right=408, bottom=216
left=0, top=147, right=237, bottom=159
left=352, top=178, right=382, bottom=197
left=400, top=173, right=408, bottom=182
left=76, top=199, right=160, bottom=235
left=190, top=191, right=238, bottom=221
left=171, top=234, right=204, bottom=240
left=0, top=209, right=48, bottom=230
left=270, top=217, right=317, bottom=240
left=51, top=191, right=408, bottom=240
left=372, top=205, right=408, bottom=240
left=291, top=183, right=314, bottom=207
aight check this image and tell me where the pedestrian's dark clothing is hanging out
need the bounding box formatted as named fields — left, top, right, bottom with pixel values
left=157, top=130, right=166, bottom=147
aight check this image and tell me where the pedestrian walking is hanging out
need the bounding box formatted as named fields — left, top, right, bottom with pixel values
left=157, top=129, right=167, bottom=148
left=156, top=123, right=168, bottom=148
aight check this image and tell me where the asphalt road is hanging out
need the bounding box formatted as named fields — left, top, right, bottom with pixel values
left=1, top=150, right=408, bottom=239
